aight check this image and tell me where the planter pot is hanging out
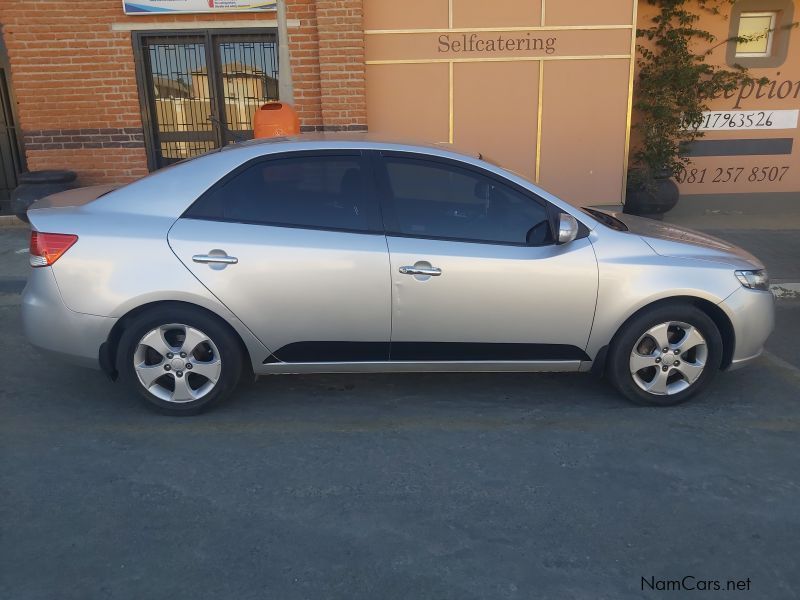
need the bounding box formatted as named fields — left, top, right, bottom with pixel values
left=624, top=175, right=679, bottom=218
left=12, top=170, right=79, bottom=223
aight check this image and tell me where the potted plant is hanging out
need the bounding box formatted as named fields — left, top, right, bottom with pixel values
left=626, top=0, right=768, bottom=217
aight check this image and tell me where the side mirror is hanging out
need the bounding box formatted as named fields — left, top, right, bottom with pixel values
left=557, top=213, right=579, bottom=244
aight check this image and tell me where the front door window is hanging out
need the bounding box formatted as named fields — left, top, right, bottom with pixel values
left=380, top=156, right=554, bottom=246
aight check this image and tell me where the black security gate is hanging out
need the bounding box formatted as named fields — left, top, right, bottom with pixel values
left=0, top=32, right=23, bottom=215
left=134, top=30, right=279, bottom=170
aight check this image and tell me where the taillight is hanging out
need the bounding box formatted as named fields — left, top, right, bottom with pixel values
left=29, top=231, right=78, bottom=267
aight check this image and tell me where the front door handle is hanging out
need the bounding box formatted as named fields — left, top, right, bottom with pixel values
left=399, top=265, right=441, bottom=276
left=192, top=254, right=238, bottom=265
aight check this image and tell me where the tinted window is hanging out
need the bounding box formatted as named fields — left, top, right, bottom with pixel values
left=382, top=157, right=553, bottom=245
left=187, top=154, right=379, bottom=232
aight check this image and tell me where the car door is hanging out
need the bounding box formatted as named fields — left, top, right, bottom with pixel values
left=375, top=152, right=598, bottom=363
left=168, top=150, right=392, bottom=362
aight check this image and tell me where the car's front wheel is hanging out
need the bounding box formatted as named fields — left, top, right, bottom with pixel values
left=117, top=306, right=243, bottom=415
left=608, top=303, right=723, bottom=406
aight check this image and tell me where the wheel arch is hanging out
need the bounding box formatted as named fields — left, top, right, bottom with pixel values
left=593, top=295, right=735, bottom=376
left=99, top=300, right=255, bottom=381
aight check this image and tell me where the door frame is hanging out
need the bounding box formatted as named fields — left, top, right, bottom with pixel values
left=367, top=149, right=594, bottom=363
left=171, top=148, right=392, bottom=362
left=132, top=28, right=278, bottom=172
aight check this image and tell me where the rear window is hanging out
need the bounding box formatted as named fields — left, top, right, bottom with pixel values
left=185, top=154, right=381, bottom=233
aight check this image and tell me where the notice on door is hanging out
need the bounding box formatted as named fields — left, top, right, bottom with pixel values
left=123, top=0, right=275, bottom=15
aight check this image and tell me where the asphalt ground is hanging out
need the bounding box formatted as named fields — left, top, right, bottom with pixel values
left=1, top=225, right=799, bottom=599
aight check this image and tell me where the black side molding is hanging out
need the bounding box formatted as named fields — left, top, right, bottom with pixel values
left=265, top=341, right=389, bottom=363
left=264, top=341, right=590, bottom=364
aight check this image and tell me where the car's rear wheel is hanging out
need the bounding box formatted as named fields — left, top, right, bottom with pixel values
left=117, top=306, right=243, bottom=415
left=608, top=303, right=723, bottom=406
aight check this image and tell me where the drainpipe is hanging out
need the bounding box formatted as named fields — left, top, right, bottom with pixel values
left=276, top=0, right=294, bottom=105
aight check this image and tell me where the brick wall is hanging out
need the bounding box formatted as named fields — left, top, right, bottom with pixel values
left=0, top=1, right=367, bottom=186
left=288, top=0, right=324, bottom=131
left=314, top=0, right=367, bottom=131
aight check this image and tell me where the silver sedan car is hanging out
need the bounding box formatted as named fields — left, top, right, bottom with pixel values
left=22, top=135, right=774, bottom=414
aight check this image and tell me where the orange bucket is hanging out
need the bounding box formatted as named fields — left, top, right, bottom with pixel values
left=253, top=102, right=300, bottom=138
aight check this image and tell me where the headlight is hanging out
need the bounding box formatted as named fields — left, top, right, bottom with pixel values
left=735, top=269, right=770, bottom=291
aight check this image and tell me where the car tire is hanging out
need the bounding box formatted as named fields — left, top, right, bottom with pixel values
left=117, top=305, right=243, bottom=415
left=607, top=303, right=723, bottom=406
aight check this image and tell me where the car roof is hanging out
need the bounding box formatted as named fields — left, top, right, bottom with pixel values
left=91, top=132, right=599, bottom=230
left=225, top=132, right=481, bottom=159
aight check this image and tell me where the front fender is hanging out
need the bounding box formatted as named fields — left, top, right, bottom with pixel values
left=586, top=231, right=740, bottom=360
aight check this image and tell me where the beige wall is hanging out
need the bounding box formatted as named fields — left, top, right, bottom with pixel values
left=363, top=0, right=638, bottom=206
left=636, top=0, right=800, bottom=197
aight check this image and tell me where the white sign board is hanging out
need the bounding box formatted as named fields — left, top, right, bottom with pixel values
left=687, top=109, right=799, bottom=131
left=123, top=0, right=276, bottom=15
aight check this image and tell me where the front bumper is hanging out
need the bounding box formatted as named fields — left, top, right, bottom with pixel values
left=721, top=286, right=775, bottom=371
left=21, top=267, right=116, bottom=369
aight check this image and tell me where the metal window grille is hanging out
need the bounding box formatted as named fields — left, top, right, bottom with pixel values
left=135, top=30, right=278, bottom=170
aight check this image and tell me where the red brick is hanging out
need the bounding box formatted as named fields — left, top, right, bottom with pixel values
left=1, top=0, right=368, bottom=184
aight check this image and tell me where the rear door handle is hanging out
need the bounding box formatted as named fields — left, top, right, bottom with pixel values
left=192, top=254, right=238, bottom=265
left=399, top=265, right=441, bottom=276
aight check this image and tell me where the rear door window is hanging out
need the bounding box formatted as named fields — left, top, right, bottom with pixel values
left=186, top=152, right=381, bottom=233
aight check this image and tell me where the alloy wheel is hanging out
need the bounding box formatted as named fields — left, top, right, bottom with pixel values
left=629, top=321, right=708, bottom=396
left=133, top=323, right=222, bottom=403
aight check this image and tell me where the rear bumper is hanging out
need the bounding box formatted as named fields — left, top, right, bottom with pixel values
left=722, top=286, right=775, bottom=370
left=21, top=267, right=116, bottom=369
